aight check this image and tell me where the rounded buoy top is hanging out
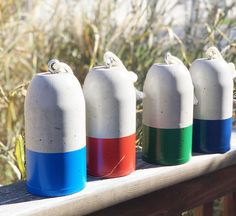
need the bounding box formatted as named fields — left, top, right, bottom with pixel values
left=25, top=60, right=85, bottom=153
left=83, top=65, right=136, bottom=138
left=190, top=57, right=233, bottom=120
left=143, top=60, right=194, bottom=129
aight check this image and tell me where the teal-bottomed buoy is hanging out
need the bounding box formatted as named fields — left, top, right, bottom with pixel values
left=142, top=53, right=193, bottom=165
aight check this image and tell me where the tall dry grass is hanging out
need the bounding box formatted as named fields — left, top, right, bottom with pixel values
left=0, top=0, right=235, bottom=194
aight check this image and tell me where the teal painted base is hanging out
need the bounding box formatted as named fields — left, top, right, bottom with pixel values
left=142, top=125, right=192, bottom=165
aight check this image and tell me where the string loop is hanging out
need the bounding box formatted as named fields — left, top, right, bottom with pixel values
left=206, top=46, right=224, bottom=60
left=48, top=59, right=73, bottom=74
left=103, top=51, right=144, bottom=99
left=165, top=52, right=184, bottom=65
left=206, top=47, right=236, bottom=79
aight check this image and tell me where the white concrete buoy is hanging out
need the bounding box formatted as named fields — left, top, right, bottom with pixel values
left=83, top=52, right=137, bottom=178
left=25, top=59, right=86, bottom=196
left=142, top=53, right=194, bottom=165
left=190, top=47, right=234, bottom=153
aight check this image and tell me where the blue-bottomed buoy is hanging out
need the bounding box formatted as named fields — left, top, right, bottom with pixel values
left=25, top=60, right=86, bottom=196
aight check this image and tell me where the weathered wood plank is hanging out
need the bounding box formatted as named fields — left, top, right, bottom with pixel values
left=0, top=130, right=236, bottom=216
left=90, top=164, right=236, bottom=216
left=223, top=192, right=236, bottom=216
left=194, top=202, right=214, bottom=216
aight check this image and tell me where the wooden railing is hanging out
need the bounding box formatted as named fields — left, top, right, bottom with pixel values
left=98, top=164, right=236, bottom=216
left=1, top=129, right=236, bottom=216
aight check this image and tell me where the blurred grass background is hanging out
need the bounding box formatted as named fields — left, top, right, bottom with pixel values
left=0, top=0, right=236, bottom=214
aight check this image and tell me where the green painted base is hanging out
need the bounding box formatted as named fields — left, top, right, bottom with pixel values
left=142, top=125, right=192, bottom=165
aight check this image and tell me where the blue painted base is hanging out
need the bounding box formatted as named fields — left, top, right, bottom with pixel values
left=26, top=147, right=86, bottom=197
left=192, top=118, right=232, bottom=153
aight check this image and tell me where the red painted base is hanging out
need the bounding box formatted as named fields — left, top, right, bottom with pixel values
left=87, top=134, right=136, bottom=178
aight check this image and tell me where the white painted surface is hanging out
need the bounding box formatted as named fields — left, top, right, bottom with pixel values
left=83, top=66, right=136, bottom=138
left=1, top=130, right=236, bottom=216
left=190, top=58, right=233, bottom=120
left=143, top=63, right=194, bottom=128
left=25, top=72, right=86, bottom=153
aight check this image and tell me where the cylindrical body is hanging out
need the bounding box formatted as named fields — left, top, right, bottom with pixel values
left=190, top=59, right=233, bottom=153
left=83, top=66, right=136, bottom=178
left=142, top=63, right=193, bottom=165
left=25, top=72, right=86, bottom=196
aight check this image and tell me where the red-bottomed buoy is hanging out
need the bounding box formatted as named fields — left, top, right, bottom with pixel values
left=83, top=52, right=138, bottom=178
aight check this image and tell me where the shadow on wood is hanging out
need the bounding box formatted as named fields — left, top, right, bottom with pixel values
left=0, top=182, right=46, bottom=205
